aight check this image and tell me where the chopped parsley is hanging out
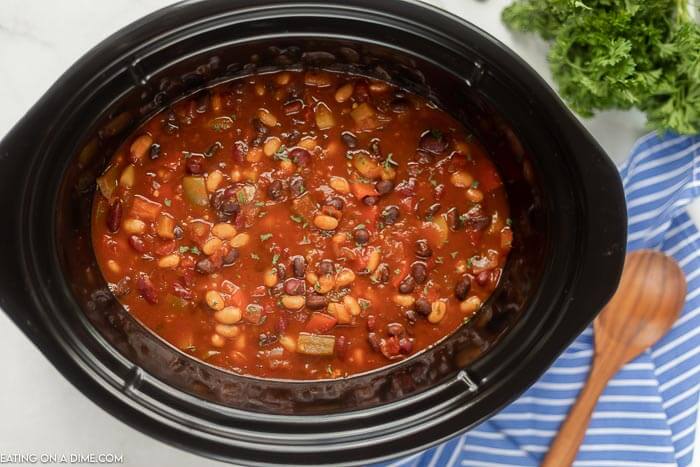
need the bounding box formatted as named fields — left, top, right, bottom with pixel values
left=450, top=251, right=459, bottom=259
left=237, top=190, right=248, bottom=204
left=260, top=233, right=273, bottom=242
left=435, top=256, right=444, bottom=264
left=506, top=217, right=513, bottom=226
left=251, top=253, right=260, bottom=260
left=272, top=254, right=280, bottom=265
left=358, top=298, right=371, bottom=310
left=299, top=236, right=311, bottom=245
left=290, top=214, right=304, bottom=224
left=255, top=201, right=266, bottom=207
left=382, top=153, right=398, bottom=169
left=274, top=145, right=289, bottom=161
left=163, top=198, right=172, bottom=207
left=471, top=180, right=480, bottom=189
left=190, top=246, right=201, bottom=255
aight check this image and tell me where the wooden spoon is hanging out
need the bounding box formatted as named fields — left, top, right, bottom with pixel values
left=542, top=250, right=686, bottom=467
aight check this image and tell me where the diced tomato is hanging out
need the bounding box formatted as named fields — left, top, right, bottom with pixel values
left=350, top=182, right=379, bottom=200
left=305, top=312, right=338, bottom=333
left=130, top=195, right=162, bottom=221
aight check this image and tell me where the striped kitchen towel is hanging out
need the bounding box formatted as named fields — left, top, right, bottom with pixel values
left=384, top=132, right=700, bottom=467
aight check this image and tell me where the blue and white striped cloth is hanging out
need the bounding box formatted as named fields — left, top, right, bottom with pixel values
left=384, top=132, right=700, bottom=467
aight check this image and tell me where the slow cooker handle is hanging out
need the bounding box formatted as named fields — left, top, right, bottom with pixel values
left=0, top=121, right=45, bottom=339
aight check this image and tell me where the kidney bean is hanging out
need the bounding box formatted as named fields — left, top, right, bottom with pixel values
left=463, top=205, right=491, bottom=231
left=275, top=315, right=288, bottom=334
left=136, top=273, right=158, bottom=304
left=267, top=180, right=284, bottom=201
left=218, top=200, right=240, bottom=221
left=398, top=337, right=413, bottom=354
left=373, top=263, right=390, bottom=283
left=381, top=205, right=400, bottom=225
left=172, top=281, right=193, bottom=300
left=353, top=228, right=369, bottom=244
left=283, top=99, right=303, bottom=115
left=291, top=255, right=306, bottom=278
left=415, top=239, right=432, bottom=258
left=289, top=147, right=311, bottom=167
left=284, top=277, right=306, bottom=295
left=446, top=207, right=463, bottom=231
left=418, top=130, right=447, bottom=154
left=186, top=156, right=205, bottom=174
left=411, top=261, right=428, bottom=284
left=195, top=257, right=216, bottom=274
left=270, top=282, right=285, bottom=297
left=362, top=195, right=379, bottom=206
left=128, top=235, right=146, bottom=253
left=398, top=275, right=416, bottom=294
left=327, top=197, right=344, bottom=210
left=455, top=275, right=471, bottom=301
left=475, top=270, right=491, bottom=287
left=379, top=336, right=401, bottom=359
left=387, top=322, right=405, bottom=337
left=317, top=260, right=334, bottom=276
left=259, top=332, right=278, bottom=347
left=162, top=111, right=179, bottom=135
left=306, top=294, right=328, bottom=310
left=232, top=141, right=248, bottom=162
left=106, top=200, right=122, bottom=233
left=341, top=131, right=357, bottom=148
left=275, top=262, right=288, bottom=280
left=222, top=248, right=239, bottom=266
left=375, top=180, right=394, bottom=195
left=404, top=309, right=417, bottom=324
left=367, top=332, right=381, bottom=352
left=414, top=298, right=431, bottom=316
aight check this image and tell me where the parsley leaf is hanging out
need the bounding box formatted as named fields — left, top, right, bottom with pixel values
left=260, top=233, right=273, bottom=242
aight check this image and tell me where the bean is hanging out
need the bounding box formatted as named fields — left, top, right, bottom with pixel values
left=446, top=207, right=463, bottom=231
left=263, top=137, right=282, bottom=157
left=283, top=99, right=303, bottom=115
left=123, top=218, right=146, bottom=235
left=186, top=156, right=205, bottom=174
left=196, top=257, right=216, bottom=275
left=212, top=223, right=237, bottom=240
left=230, top=233, right=250, bottom=248
left=128, top=235, right=146, bottom=253
left=216, top=324, right=240, bottom=338
left=362, top=195, right=379, bottom=206
left=335, top=268, right=356, bottom=287
left=106, top=200, right=122, bottom=233
left=381, top=205, right=400, bottom=225
left=317, top=260, right=335, bottom=275
left=284, top=277, right=306, bottom=295
left=280, top=335, right=297, bottom=352
left=284, top=129, right=302, bottom=146
left=205, top=290, right=225, bottom=311
left=354, top=81, right=369, bottom=102
left=202, top=237, right=223, bottom=255
left=119, top=164, right=136, bottom=188
left=341, top=131, right=357, bottom=148
left=475, top=270, right=492, bottom=287
left=424, top=203, right=441, bottom=220
left=329, top=176, right=350, bottom=194
left=391, top=97, right=411, bottom=113
left=428, top=301, right=447, bottom=323
left=306, top=294, right=328, bottom=310
left=281, top=295, right=305, bottom=310
left=158, top=254, right=180, bottom=268
left=257, top=109, right=278, bottom=127
left=466, top=188, right=484, bottom=203
left=291, top=255, right=306, bottom=278
left=206, top=170, right=223, bottom=192
left=267, top=180, right=284, bottom=201
left=366, top=249, right=381, bottom=273
left=263, top=268, right=278, bottom=288
left=137, top=273, right=158, bottom=304
left=289, top=175, right=305, bottom=197
left=450, top=170, right=474, bottom=188
left=370, top=263, right=390, bottom=284
left=375, top=179, right=394, bottom=195
left=387, top=322, right=405, bottom=337
left=404, top=309, right=417, bottom=324
left=214, top=306, right=242, bottom=324
left=173, top=225, right=184, bottom=239
left=415, top=239, right=432, bottom=258
left=353, top=228, right=369, bottom=244
left=130, top=134, right=153, bottom=162
left=107, top=260, right=120, bottom=274
left=367, top=315, right=377, bottom=331
left=411, top=261, right=428, bottom=284
left=222, top=248, right=239, bottom=266
left=398, top=338, right=413, bottom=354
left=211, top=334, right=226, bottom=348
left=455, top=276, right=472, bottom=301
left=460, top=296, right=482, bottom=314
left=149, top=143, right=161, bottom=160
left=334, top=82, right=354, bottom=103
left=317, top=274, right=335, bottom=293
left=393, top=294, right=415, bottom=307
left=462, top=205, right=491, bottom=231
left=314, top=214, right=339, bottom=230
left=418, top=131, right=447, bottom=154
left=367, top=332, right=381, bottom=352
left=398, top=275, right=416, bottom=294
left=327, top=197, right=344, bottom=210
left=232, top=141, right=248, bottom=163
left=414, top=297, right=431, bottom=316
left=369, top=139, right=381, bottom=156
left=289, top=147, right=311, bottom=167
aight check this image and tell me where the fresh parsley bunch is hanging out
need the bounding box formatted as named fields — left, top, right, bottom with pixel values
left=503, top=0, right=700, bottom=134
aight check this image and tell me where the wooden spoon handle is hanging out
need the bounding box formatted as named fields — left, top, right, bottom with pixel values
left=541, top=358, right=617, bottom=467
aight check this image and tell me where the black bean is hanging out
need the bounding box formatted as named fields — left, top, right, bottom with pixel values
left=289, top=147, right=311, bottom=167
left=455, top=275, right=471, bottom=301
left=317, top=260, right=334, bottom=275
left=276, top=263, right=288, bottom=281
left=369, top=139, right=381, bottom=156
left=341, top=131, right=357, bottom=148
left=291, top=255, right=306, bottom=278
left=196, top=257, right=216, bottom=274
left=415, top=239, right=432, bottom=258
left=106, top=200, right=122, bottom=233
left=424, top=202, right=441, bottom=220
left=363, top=195, right=379, bottom=206
left=267, top=180, right=284, bottom=201
left=381, top=205, right=400, bottom=225
left=222, top=248, right=239, bottom=266
left=446, top=207, right=463, bottom=231
left=284, top=278, right=306, bottom=295
left=414, top=298, right=431, bottom=316
left=375, top=180, right=394, bottom=195
left=411, top=261, right=428, bottom=284
left=306, top=294, right=328, bottom=310
left=173, top=225, right=184, bottom=240
left=327, top=197, right=344, bottom=210
left=353, top=228, right=370, bottom=244
left=387, top=322, right=405, bottom=337
left=374, top=263, right=390, bottom=283
left=128, top=235, right=146, bottom=253
left=289, top=175, right=305, bottom=197
left=186, top=156, right=205, bottom=175
left=149, top=143, right=161, bottom=160
left=418, top=130, right=447, bottom=154
left=219, top=200, right=240, bottom=220
left=404, top=309, right=417, bottom=324
left=252, top=117, right=268, bottom=135
left=398, top=276, right=416, bottom=294
left=284, top=129, right=301, bottom=146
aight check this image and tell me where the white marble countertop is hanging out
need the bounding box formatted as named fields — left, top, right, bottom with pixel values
left=0, top=1, right=696, bottom=466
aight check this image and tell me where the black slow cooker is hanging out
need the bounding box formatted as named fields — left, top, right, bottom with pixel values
left=0, top=1, right=626, bottom=465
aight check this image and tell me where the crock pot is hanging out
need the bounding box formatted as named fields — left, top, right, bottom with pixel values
left=0, top=1, right=627, bottom=465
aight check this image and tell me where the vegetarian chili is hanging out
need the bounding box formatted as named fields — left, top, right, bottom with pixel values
left=91, top=70, right=512, bottom=379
